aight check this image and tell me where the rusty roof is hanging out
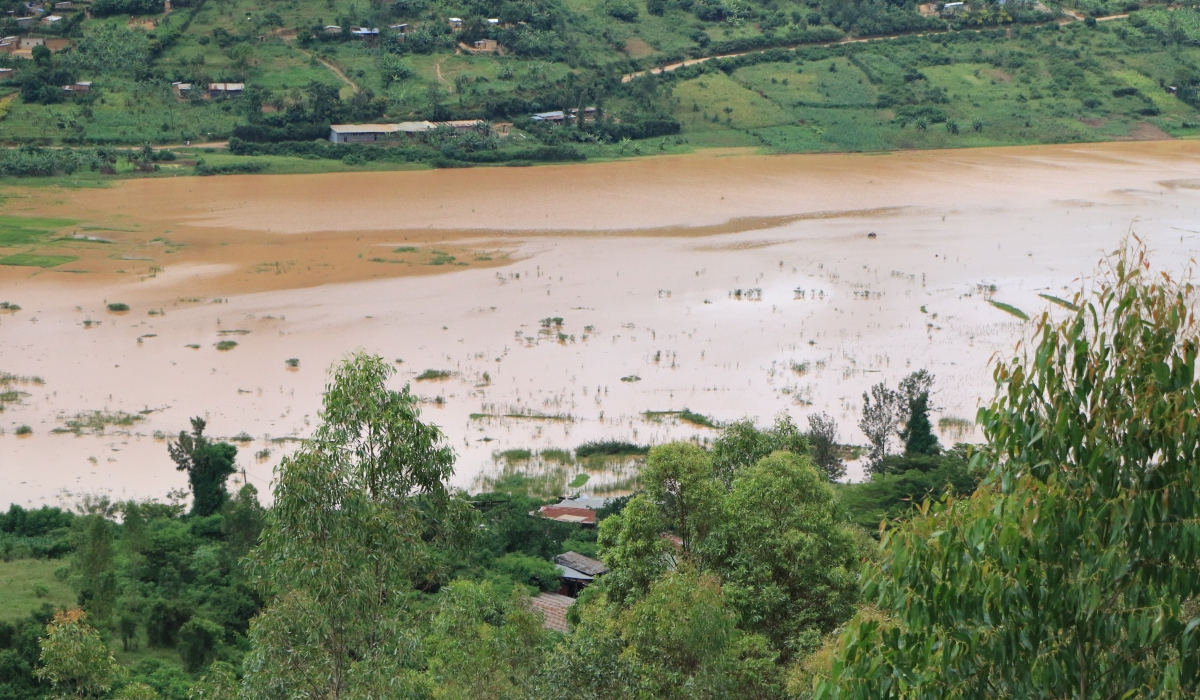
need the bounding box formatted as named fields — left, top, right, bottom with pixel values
left=554, top=551, right=608, bottom=577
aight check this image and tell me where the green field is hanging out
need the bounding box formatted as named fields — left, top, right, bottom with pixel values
left=0, top=558, right=75, bottom=622
left=0, top=0, right=1192, bottom=174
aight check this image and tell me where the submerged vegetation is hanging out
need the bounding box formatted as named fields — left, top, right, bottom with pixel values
left=1, top=241, right=1199, bottom=699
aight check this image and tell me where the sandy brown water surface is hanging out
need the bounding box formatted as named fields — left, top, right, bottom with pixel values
left=2, top=141, right=1200, bottom=505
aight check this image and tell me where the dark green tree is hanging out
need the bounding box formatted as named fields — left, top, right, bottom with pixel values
left=899, top=391, right=939, bottom=456
left=178, top=617, right=223, bottom=673
left=168, top=418, right=238, bottom=517
left=220, top=484, right=265, bottom=562
left=31, top=45, right=50, bottom=68
left=711, top=414, right=808, bottom=483
left=806, top=411, right=846, bottom=481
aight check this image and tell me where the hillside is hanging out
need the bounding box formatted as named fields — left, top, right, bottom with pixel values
left=0, top=0, right=1196, bottom=172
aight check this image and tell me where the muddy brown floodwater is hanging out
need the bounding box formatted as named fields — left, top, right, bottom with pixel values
left=2, top=141, right=1200, bottom=506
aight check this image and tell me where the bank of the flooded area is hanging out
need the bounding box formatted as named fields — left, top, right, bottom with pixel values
left=1, top=140, right=1198, bottom=506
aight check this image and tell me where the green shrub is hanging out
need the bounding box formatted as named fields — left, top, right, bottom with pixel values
left=575, top=441, right=649, bottom=458
left=415, top=369, right=452, bottom=380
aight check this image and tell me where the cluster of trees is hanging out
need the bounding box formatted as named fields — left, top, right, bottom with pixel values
left=0, top=146, right=177, bottom=178
left=5, top=242, right=1200, bottom=699
left=227, top=135, right=586, bottom=167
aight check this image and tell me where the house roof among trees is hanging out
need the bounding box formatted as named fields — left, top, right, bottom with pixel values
left=554, top=551, right=608, bottom=577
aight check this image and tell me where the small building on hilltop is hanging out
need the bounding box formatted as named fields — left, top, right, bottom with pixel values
left=209, top=82, right=244, bottom=98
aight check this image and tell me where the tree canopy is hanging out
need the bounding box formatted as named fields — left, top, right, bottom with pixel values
left=819, top=240, right=1200, bottom=698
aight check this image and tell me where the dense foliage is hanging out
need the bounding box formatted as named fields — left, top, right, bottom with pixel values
left=819, top=240, right=1200, bottom=698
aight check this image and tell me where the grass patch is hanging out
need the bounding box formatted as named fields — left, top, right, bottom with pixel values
left=15, top=425, right=31, bottom=436
left=499, top=448, right=532, bottom=462
left=988, top=300, right=1030, bottom=321
left=680, top=408, right=718, bottom=429
left=576, top=440, right=650, bottom=458
left=285, top=358, right=300, bottom=368
left=568, top=473, right=590, bottom=489
left=502, top=410, right=575, bottom=421
left=393, top=246, right=418, bottom=253
left=644, top=408, right=717, bottom=428
left=416, top=369, right=453, bottom=381
left=0, top=253, right=79, bottom=268
left=0, top=559, right=75, bottom=622
left=483, top=470, right=568, bottom=498
left=620, top=375, right=641, bottom=383
left=215, top=340, right=238, bottom=351
left=0, top=372, right=44, bottom=386
left=106, top=302, right=129, bottom=312
left=0, top=216, right=77, bottom=247
left=938, top=416, right=975, bottom=440
left=540, top=448, right=573, bottom=463
left=51, top=410, right=143, bottom=436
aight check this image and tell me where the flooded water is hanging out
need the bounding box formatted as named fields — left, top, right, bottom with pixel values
left=3, top=141, right=1200, bottom=506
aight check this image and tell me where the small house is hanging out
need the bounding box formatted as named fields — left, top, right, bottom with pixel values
left=52, top=2, right=72, bottom=9
left=0, top=67, right=13, bottom=77
left=13, top=17, right=33, bottom=27
left=530, top=107, right=594, bottom=124
left=322, top=25, right=341, bottom=33
left=62, top=80, right=91, bottom=94
left=448, top=17, right=462, bottom=29
left=328, top=123, right=399, bottom=144
left=172, top=81, right=191, bottom=95
left=208, top=82, right=244, bottom=97
left=350, top=26, right=378, bottom=37
left=487, top=17, right=499, bottom=24
left=552, top=551, right=609, bottom=598
left=941, top=1, right=964, bottom=14
left=531, top=110, right=565, bottom=123
left=389, top=23, right=407, bottom=33
left=41, top=14, right=61, bottom=23
left=473, top=38, right=497, bottom=50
